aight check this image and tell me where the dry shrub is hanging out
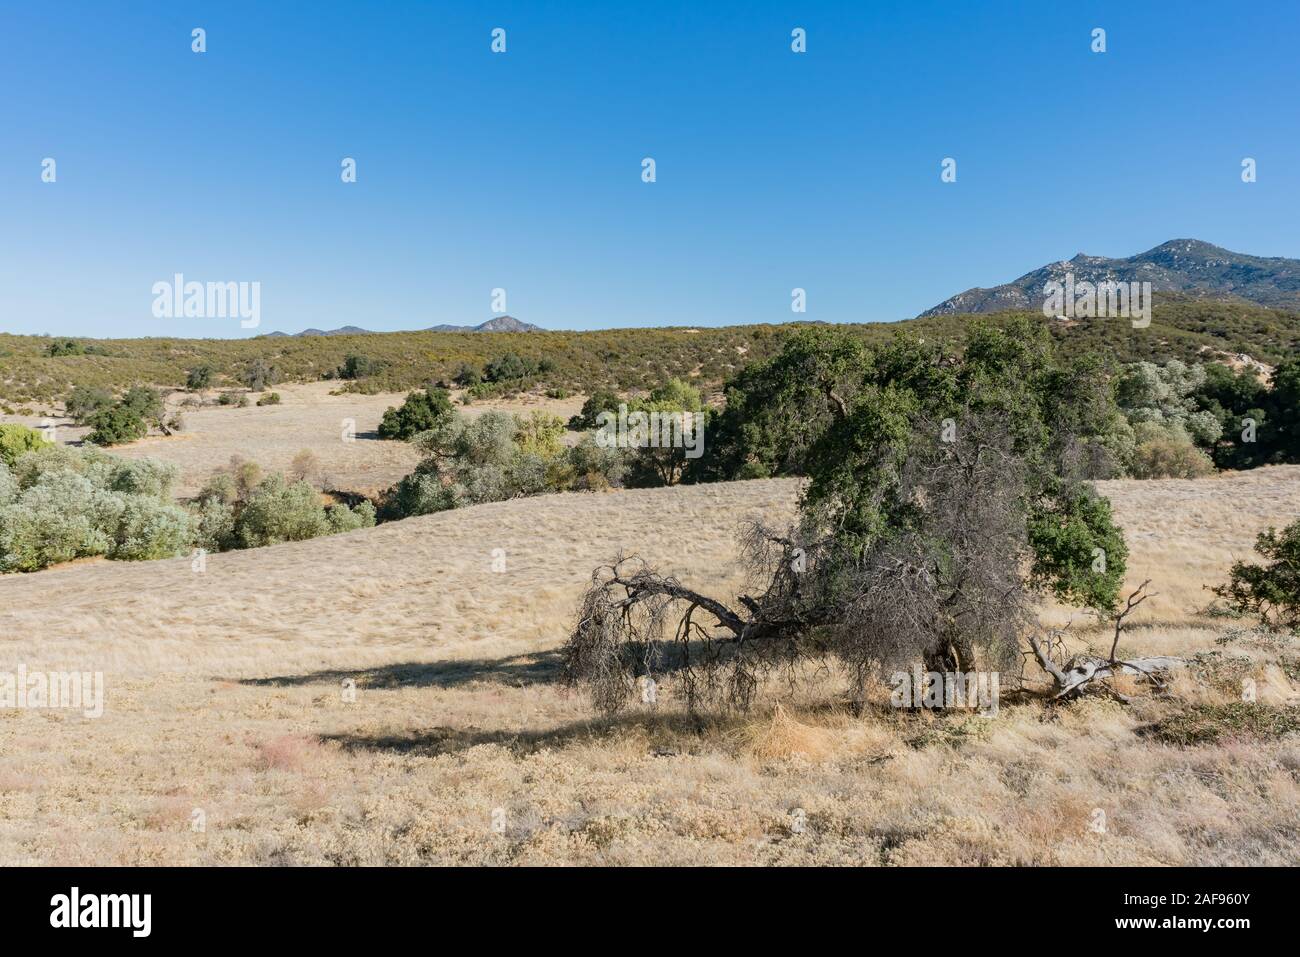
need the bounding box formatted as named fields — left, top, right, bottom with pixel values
left=1108, top=671, right=1143, bottom=698
left=292, top=781, right=333, bottom=822
left=255, top=734, right=320, bottom=771
left=0, top=769, right=39, bottom=793
left=289, top=449, right=321, bottom=485
left=1130, top=436, right=1214, bottom=479
left=732, top=703, right=836, bottom=761
left=143, top=796, right=195, bottom=830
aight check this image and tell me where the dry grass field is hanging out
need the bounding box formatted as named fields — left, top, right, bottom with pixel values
left=1, top=464, right=1298, bottom=866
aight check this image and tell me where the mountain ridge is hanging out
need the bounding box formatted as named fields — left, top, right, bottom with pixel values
left=264, top=316, right=542, bottom=337
left=920, top=240, right=1300, bottom=316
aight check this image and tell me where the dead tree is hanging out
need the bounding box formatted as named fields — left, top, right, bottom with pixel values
left=564, top=415, right=1034, bottom=713
left=1024, top=581, right=1184, bottom=699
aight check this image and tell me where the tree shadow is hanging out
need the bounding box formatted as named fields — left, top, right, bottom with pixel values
left=235, top=649, right=564, bottom=691
left=319, top=709, right=713, bottom=759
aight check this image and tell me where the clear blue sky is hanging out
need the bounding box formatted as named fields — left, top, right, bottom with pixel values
left=3, top=0, right=1297, bottom=338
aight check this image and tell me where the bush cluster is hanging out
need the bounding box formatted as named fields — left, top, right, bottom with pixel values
left=380, top=409, right=623, bottom=519
left=84, top=386, right=165, bottom=446
left=377, top=386, right=454, bottom=440
left=0, top=447, right=191, bottom=571
left=194, top=456, right=375, bottom=552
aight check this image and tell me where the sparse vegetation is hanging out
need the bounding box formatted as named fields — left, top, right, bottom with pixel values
left=5, top=296, right=1295, bottom=408
left=379, top=409, right=622, bottom=519
left=1140, top=703, right=1300, bottom=746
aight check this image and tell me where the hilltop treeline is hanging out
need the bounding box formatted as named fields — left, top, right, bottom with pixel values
left=2, top=296, right=1298, bottom=407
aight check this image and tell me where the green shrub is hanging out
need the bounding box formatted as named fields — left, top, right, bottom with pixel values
left=326, top=500, right=377, bottom=534
left=484, top=352, right=549, bottom=383
left=110, top=496, right=193, bottom=561
left=241, top=358, right=281, bottom=392
left=734, top=460, right=770, bottom=480
left=622, top=378, right=708, bottom=487
left=1214, top=519, right=1300, bottom=629
left=337, top=354, right=385, bottom=380
left=186, top=365, right=214, bottom=390
left=196, top=471, right=239, bottom=507
left=1116, top=360, right=1223, bottom=446
left=0, top=424, right=51, bottom=467
left=256, top=391, right=282, bottom=406
left=465, top=380, right=511, bottom=401
left=65, top=385, right=114, bottom=424
left=44, top=338, right=106, bottom=357
left=452, top=362, right=483, bottom=387
left=515, top=411, right=565, bottom=459
left=0, top=472, right=114, bottom=571
left=0, top=449, right=191, bottom=572
left=231, top=474, right=330, bottom=547
left=377, top=387, right=454, bottom=440
left=106, top=457, right=180, bottom=499
left=1028, top=484, right=1129, bottom=611
left=380, top=408, right=627, bottom=518
left=86, top=405, right=147, bottom=446
left=566, top=435, right=625, bottom=491
left=194, top=497, right=236, bottom=552
left=0, top=462, right=17, bottom=506
left=9, top=444, right=89, bottom=486
left=120, top=386, right=164, bottom=424
left=379, top=471, right=455, bottom=519
left=568, top=389, right=621, bottom=430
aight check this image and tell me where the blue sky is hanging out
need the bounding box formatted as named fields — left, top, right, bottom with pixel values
left=2, top=0, right=1297, bottom=338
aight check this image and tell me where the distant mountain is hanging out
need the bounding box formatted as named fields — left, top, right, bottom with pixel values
left=920, top=240, right=1300, bottom=317
left=262, top=316, right=542, bottom=337
left=425, top=316, right=542, bottom=333
left=263, top=325, right=372, bottom=337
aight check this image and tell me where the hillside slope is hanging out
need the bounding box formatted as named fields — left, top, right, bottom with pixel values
left=2, top=471, right=1299, bottom=865
left=5, top=298, right=1299, bottom=408
left=922, top=239, right=1300, bottom=316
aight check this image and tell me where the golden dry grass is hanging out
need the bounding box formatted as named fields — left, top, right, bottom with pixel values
left=1, top=466, right=1298, bottom=866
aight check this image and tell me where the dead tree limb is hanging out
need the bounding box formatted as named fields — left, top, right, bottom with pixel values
left=1108, top=579, right=1153, bottom=662
left=1026, top=581, right=1183, bottom=700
